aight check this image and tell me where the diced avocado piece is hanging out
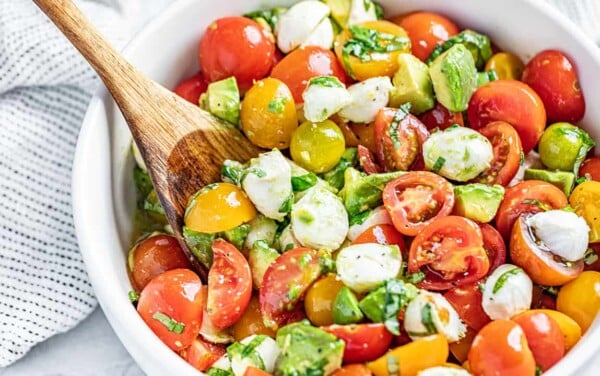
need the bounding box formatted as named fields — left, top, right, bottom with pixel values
left=322, top=147, right=358, bottom=190
left=340, top=167, right=405, bottom=216
left=324, top=0, right=351, bottom=28
left=223, top=224, right=250, bottom=251
left=333, top=286, right=364, bottom=324
left=275, top=321, right=344, bottom=376
left=248, top=240, right=280, bottom=289
left=182, top=227, right=216, bottom=269
left=389, top=53, right=435, bottom=114
left=453, top=184, right=505, bottom=223
left=429, top=44, right=478, bottom=112
left=524, top=168, right=576, bottom=196
left=143, top=189, right=164, bottom=215
left=426, top=29, right=493, bottom=70
left=206, top=76, right=240, bottom=126
left=206, top=368, right=233, bottom=376
left=477, top=70, right=498, bottom=87
left=358, top=279, right=418, bottom=325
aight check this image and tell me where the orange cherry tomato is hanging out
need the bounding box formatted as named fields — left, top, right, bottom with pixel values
left=352, top=224, right=406, bottom=252
left=530, top=309, right=582, bottom=351
left=181, top=337, right=226, bottom=371
left=332, top=364, right=373, bottom=376
left=244, top=366, right=272, bottom=376
left=513, top=311, right=565, bottom=371
left=173, top=72, right=208, bottom=104
left=232, top=296, right=276, bottom=341
left=418, top=102, right=464, bottom=131
left=556, top=271, right=600, bottom=332
left=304, top=274, right=345, bottom=326
left=393, top=12, right=459, bottom=61
left=450, top=327, right=478, bottom=363
left=322, top=324, right=393, bottom=364
left=444, top=282, right=491, bottom=331
left=468, top=320, right=536, bottom=376
left=579, top=157, right=600, bottom=182
left=479, top=223, right=507, bottom=275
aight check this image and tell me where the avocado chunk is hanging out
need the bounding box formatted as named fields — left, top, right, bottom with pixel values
left=524, top=168, right=576, bottom=196
left=248, top=240, right=280, bottom=289
left=426, top=29, right=493, bottom=70
left=477, top=70, right=498, bottom=87
left=222, top=224, right=250, bottom=251
left=322, top=147, right=358, bottom=191
left=205, top=76, right=240, bottom=126
left=182, top=227, right=216, bottom=269
left=429, top=44, right=478, bottom=112
left=339, top=167, right=405, bottom=216
left=333, top=286, right=364, bottom=324
left=453, top=184, right=505, bottom=223
left=275, top=321, right=344, bottom=376
left=389, top=53, right=435, bottom=114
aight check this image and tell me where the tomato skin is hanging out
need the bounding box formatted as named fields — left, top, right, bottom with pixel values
left=479, top=224, right=506, bottom=275
left=181, top=337, right=226, bottom=371
left=449, top=327, right=478, bottom=363
left=322, top=324, right=393, bottom=363
left=232, top=296, right=276, bottom=341
left=244, top=366, right=272, bottom=376
left=357, top=145, right=383, bottom=174
left=512, top=311, right=565, bottom=371
left=444, top=283, right=491, bottom=331
left=173, top=72, right=208, bottom=104
left=418, top=102, right=464, bottom=131
left=271, top=46, right=346, bottom=103
left=352, top=224, right=406, bottom=252
left=332, top=364, right=373, bottom=376
left=350, top=123, right=377, bottom=153
left=467, top=80, right=546, bottom=153
left=137, top=269, right=203, bottom=351
left=199, top=17, right=274, bottom=92
left=393, top=12, right=459, bottom=61
left=468, top=320, right=536, bottom=376
left=556, top=271, right=600, bottom=332
left=522, top=50, right=585, bottom=123
left=530, top=309, right=582, bottom=351
left=207, top=240, right=252, bottom=329
left=580, top=157, right=600, bottom=182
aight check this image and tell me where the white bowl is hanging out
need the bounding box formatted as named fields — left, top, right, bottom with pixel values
left=72, top=0, right=600, bottom=375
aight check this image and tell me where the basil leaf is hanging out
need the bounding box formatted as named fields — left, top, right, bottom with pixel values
left=493, top=267, right=523, bottom=293
left=153, top=312, right=185, bottom=334
left=292, top=173, right=318, bottom=192
left=388, top=103, right=412, bottom=149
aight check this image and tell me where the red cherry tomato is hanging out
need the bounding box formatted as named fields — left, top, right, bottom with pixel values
left=137, top=269, right=203, bottom=351
left=374, top=107, right=430, bottom=172
left=271, top=46, right=347, bottom=103
left=207, top=239, right=252, bottom=329
left=382, top=171, right=454, bottom=236
left=408, top=216, right=489, bottom=291
left=495, top=180, right=568, bottom=239
left=357, top=145, right=383, bottom=174
left=173, top=72, right=208, bottom=104
left=467, top=80, right=546, bottom=153
left=331, top=364, right=373, bottom=376
left=479, top=223, right=506, bottom=275
left=522, top=50, right=585, bottom=123
left=444, top=282, right=491, bottom=331
left=244, top=367, right=272, bottom=376
left=471, top=121, right=523, bottom=186
left=260, top=248, right=322, bottom=329
left=393, top=12, right=459, bottom=61
left=579, top=157, right=600, bottom=182
left=418, top=102, right=464, bottom=131
left=181, top=337, right=226, bottom=371
left=468, top=320, right=536, bottom=376
left=352, top=224, right=407, bottom=256
left=199, top=17, right=275, bottom=92
left=513, top=311, right=565, bottom=371
left=322, top=324, right=393, bottom=363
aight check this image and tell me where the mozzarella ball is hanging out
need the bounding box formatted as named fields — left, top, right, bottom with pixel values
left=300, top=17, right=334, bottom=50
left=482, top=264, right=532, bottom=320
left=528, top=210, right=590, bottom=262
left=336, top=243, right=402, bottom=293
left=302, top=76, right=352, bottom=122
left=275, top=0, right=330, bottom=53
left=404, top=290, right=466, bottom=343
left=230, top=335, right=280, bottom=376
left=339, top=77, right=393, bottom=123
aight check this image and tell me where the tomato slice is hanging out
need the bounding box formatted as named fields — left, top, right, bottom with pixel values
left=580, top=157, right=600, bottom=182
left=479, top=223, right=506, bottom=275
left=444, top=282, right=491, bottom=331
left=173, top=72, right=208, bottom=104
left=322, top=324, right=393, bottom=363
left=512, top=311, right=565, bottom=371
left=260, top=248, right=323, bottom=329
left=471, top=121, right=523, bottom=186
left=382, top=171, right=454, bottom=236
left=374, top=107, right=430, bottom=172
left=408, top=216, right=489, bottom=291
left=418, top=102, right=464, bottom=131
left=357, top=145, right=382, bottom=174
left=207, top=239, right=252, bottom=329
left=181, top=337, right=226, bottom=371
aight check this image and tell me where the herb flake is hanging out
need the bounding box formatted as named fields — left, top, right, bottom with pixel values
left=432, top=156, right=446, bottom=173
left=153, top=312, right=185, bottom=334
left=267, top=97, right=288, bottom=114
left=493, top=267, right=522, bottom=294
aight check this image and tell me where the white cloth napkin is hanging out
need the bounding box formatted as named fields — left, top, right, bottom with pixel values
left=0, top=0, right=598, bottom=369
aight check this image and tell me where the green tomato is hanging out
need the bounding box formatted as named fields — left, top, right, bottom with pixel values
left=290, top=120, right=345, bottom=173
left=538, top=122, right=595, bottom=173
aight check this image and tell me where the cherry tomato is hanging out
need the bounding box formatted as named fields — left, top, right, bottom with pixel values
left=260, top=248, right=323, bottom=329
left=418, top=102, right=464, bottom=131
left=484, top=52, right=525, bottom=80
left=530, top=309, right=582, bottom=351
left=332, top=364, right=373, bottom=376
left=181, top=337, right=226, bottom=371
left=207, top=240, right=252, bottom=329
left=129, top=234, right=192, bottom=291
left=444, top=282, right=490, bottom=331
left=479, top=223, right=506, bottom=275
left=495, top=180, right=568, bottom=239
left=522, top=50, right=585, bottom=123
left=244, top=366, right=272, bottom=376
left=408, top=216, right=489, bottom=291
left=357, top=145, right=383, bottom=174
left=374, top=107, right=430, bottom=172
left=184, top=183, right=256, bottom=234
left=232, top=296, right=276, bottom=341
left=290, top=120, right=346, bottom=173
left=173, top=72, right=208, bottom=104
left=580, top=157, right=600, bottom=182
left=271, top=46, right=346, bottom=103
left=468, top=320, right=536, bottom=376
left=304, top=274, right=345, bottom=326
left=467, top=80, right=546, bottom=153
left=241, top=78, right=298, bottom=149
left=557, top=271, right=600, bottom=332
left=449, top=327, right=477, bottom=363
left=322, top=324, right=393, bottom=363
left=350, top=123, right=377, bottom=153
left=471, top=121, right=523, bottom=186
left=393, top=12, right=459, bottom=61
left=383, top=171, right=454, bottom=237
left=137, top=269, right=203, bottom=351
left=512, top=310, right=565, bottom=371
left=199, top=17, right=274, bottom=92
left=336, top=119, right=361, bottom=148
left=352, top=224, right=406, bottom=253
left=570, top=180, right=600, bottom=243
left=531, top=285, right=557, bottom=310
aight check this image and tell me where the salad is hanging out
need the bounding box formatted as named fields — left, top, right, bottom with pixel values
left=127, top=1, right=600, bottom=375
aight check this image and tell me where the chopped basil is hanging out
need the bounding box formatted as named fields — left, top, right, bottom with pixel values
left=373, top=0, right=384, bottom=19
left=244, top=7, right=286, bottom=30
left=536, top=365, right=543, bottom=376
left=383, top=279, right=418, bottom=335
left=278, top=193, right=294, bottom=214
left=128, top=290, right=139, bottom=303
left=244, top=167, right=267, bottom=180
left=432, top=156, right=446, bottom=173
left=284, top=243, right=294, bottom=252
left=493, top=267, right=522, bottom=294
left=386, top=354, right=400, bottom=376
left=322, top=147, right=358, bottom=190
left=478, top=282, right=486, bottom=292
left=576, top=175, right=591, bottom=185
left=221, top=160, right=246, bottom=185
left=287, top=284, right=302, bottom=302
left=388, top=103, right=412, bottom=150
left=308, top=75, right=345, bottom=88
left=405, top=271, right=426, bottom=284
left=318, top=249, right=336, bottom=274
left=298, top=252, right=313, bottom=269
left=153, top=312, right=185, bottom=334
left=541, top=285, right=559, bottom=297
left=267, top=97, right=288, bottom=114
left=421, top=303, right=437, bottom=335
left=349, top=209, right=372, bottom=226
left=522, top=199, right=552, bottom=212
left=519, top=152, right=525, bottom=166
left=291, top=173, right=318, bottom=192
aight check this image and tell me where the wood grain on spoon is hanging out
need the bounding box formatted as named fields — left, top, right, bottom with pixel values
left=33, top=0, right=261, bottom=279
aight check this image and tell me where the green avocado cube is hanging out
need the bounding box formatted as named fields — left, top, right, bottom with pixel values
left=389, top=53, right=435, bottom=114
left=333, top=286, right=364, bottom=324
left=524, top=168, right=576, bottom=196
left=206, top=76, right=240, bottom=126
left=453, top=183, right=505, bottom=223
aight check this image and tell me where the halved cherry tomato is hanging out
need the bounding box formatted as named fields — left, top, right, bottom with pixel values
left=468, top=320, right=536, bottom=376
left=352, top=224, right=406, bottom=252
left=495, top=180, right=568, bottom=239
left=467, top=80, right=546, bottom=153
left=357, top=145, right=383, bottom=174
left=444, top=282, right=490, bottom=331
left=556, top=271, right=600, bottom=332
left=530, top=309, right=582, bottom=351
left=199, top=17, right=274, bottom=92
left=393, top=12, right=459, bottom=61
left=304, top=274, right=345, bottom=326
left=350, top=123, right=377, bottom=153
left=570, top=180, right=600, bottom=243
left=207, top=240, right=252, bottom=329
left=449, top=327, right=477, bottom=363
left=418, top=102, right=464, bottom=131
left=522, top=50, right=585, bottom=123
left=129, top=234, right=192, bottom=291
left=322, top=324, right=393, bottom=363
left=173, top=72, right=208, bottom=104
left=408, top=216, right=489, bottom=291
left=271, top=46, right=347, bottom=103
left=181, top=337, right=226, bottom=371
left=332, top=364, right=373, bottom=376
left=484, top=52, right=525, bottom=80
left=374, top=107, right=430, bottom=172
left=471, top=121, right=523, bottom=186
left=383, top=171, right=454, bottom=236
left=580, top=157, right=600, bottom=182
left=260, top=248, right=323, bottom=329
left=232, top=296, right=276, bottom=341
left=137, top=269, right=203, bottom=351
left=479, top=223, right=506, bottom=275
left=244, top=366, right=272, bottom=376
left=512, top=310, right=565, bottom=371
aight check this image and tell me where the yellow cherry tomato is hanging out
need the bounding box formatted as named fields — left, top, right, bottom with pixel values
left=184, top=182, right=256, bottom=233
left=570, top=181, right=600, bottom=243
left=484, top=52, right=525, bottom=80
left=290, top=120, right=346, bottom=173
left=241, top=78, right=298, bottom=149
left=232, top=296, right=276, bottom=341
left=367, top=334, right=448, bottom=376
left=528, top=309, right=582, bottom=351
left=304, top=274, right=345, bottom=326
left=557, top=271, right=600, bottom=332
left=334, top=20, right=411, bottom=81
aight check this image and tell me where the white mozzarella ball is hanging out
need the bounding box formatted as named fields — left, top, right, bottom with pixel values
left=347, top=206, right=392, bottom=241
left=339, top=77, right=393, bottom=123
left=277, top=224, right=302, bottom=252
left=302, top=76, right=352, bottom=122
left=336, top=243, right=402, bottom=293
left=347, top=0, right=378, bottom=25
left=275, top=0, right=330, bottom=53
left=481, top=264, right=532, bottom=320
left=528, top=210, right=590, bottom=262
left=300, top=17, right=334, bottom=50
left=244, top=215, right=278, bottom=251
left=404, top=290, right=466, bottom=343
left=230, top=335, right=280, bottom=376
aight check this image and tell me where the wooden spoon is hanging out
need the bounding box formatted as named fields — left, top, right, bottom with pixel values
left=34, top=0, right=261, bottom=280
